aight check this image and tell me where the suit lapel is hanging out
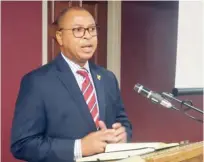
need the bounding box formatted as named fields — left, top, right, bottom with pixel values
left=54, top=55, right=96, bottom=130
left=90, top=63, right=106, bottom=122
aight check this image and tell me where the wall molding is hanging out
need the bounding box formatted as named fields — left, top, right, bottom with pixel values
left=107, top=1, right=122, bottom=87
left=42, top=1, right=48, bottom=65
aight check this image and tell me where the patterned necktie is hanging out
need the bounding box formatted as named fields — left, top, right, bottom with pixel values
left=77, top=69, right=99, bottom=128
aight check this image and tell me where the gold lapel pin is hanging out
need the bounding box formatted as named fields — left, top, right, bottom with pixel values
left=97, top=74, right=101, bottom=80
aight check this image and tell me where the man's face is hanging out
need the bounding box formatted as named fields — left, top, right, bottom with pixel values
left=56, top=10, right=98, bottom=65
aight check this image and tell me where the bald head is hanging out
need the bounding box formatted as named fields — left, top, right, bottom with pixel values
left=54, top=7, right=94, bottom=29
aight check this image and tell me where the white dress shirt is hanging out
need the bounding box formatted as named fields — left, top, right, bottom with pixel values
left=61, top=53, right=100, bottom=159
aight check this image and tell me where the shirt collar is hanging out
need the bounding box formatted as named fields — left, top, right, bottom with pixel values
left=61, top=52, right=91, bottom=74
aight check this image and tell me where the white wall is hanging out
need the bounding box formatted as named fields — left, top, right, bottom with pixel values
left=175, top=1, right=203, bottom=88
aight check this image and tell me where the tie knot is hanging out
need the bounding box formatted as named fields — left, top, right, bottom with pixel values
left=77, top=69, right=89, bottom=78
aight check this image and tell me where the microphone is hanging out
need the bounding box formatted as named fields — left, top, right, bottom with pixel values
left=134, top=83, right=175, bottom=109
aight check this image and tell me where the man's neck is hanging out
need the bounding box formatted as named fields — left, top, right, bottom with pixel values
left=61, top=52, right=88, bottom=67
left=60, top=52, right=90, bottom=72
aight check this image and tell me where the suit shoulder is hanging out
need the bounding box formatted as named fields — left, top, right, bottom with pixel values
left=21, top=61, right=56, bottom=81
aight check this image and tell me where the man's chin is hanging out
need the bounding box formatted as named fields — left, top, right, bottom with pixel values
left=79, top=53, right=94, bottom=61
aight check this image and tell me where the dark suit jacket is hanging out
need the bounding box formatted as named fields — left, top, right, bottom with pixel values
left=11, top=54, right=132, bottom=162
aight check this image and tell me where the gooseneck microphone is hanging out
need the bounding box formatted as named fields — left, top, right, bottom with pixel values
left=134, top=83, right=178, bottom=110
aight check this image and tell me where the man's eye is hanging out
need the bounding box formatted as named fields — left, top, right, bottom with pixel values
left=89, top=27, right=96, bottom=31
left=74, top=27, right=84, bottom=32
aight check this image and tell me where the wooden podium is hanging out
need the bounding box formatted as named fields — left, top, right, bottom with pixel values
left=118, top=141, right=203, bottom=162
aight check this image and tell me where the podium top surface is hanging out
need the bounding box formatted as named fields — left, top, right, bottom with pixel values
left=140, top=141, right=203, bottom=162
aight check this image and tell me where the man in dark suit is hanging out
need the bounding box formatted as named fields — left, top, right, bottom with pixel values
left=11, top=7, right=132, bottom=162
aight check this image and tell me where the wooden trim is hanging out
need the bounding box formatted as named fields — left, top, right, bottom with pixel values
left=107, top=1, right=122, bottom=87
left=42, top=1, right=48, bottom=65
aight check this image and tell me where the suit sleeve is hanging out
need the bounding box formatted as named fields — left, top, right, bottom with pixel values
left=11, top=74, right=75, bottom=162
left=111, top=73, right=133, bottom=142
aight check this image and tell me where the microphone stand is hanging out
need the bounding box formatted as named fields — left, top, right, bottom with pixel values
left=162, top=92, right=203, bottom=123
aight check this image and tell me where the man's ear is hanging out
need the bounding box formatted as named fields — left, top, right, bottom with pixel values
left=55, top=31, right=63, bottom=46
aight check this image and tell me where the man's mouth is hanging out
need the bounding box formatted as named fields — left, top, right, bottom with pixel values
left=81, top=44, right=93, bottom=48
left=81, top=44, right=93, bottom=53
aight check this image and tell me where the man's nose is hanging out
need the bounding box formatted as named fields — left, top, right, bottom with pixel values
left=83, top=29, right=92, bottom=39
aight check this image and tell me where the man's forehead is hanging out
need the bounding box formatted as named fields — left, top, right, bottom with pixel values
left=62, top=10, right=95, bottom=26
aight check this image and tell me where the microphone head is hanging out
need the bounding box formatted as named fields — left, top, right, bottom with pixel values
left=134, top=83, right=162, bottom=102
left=133, top=83, right=143, bottom=92
left=133, top=83, right=173, bottom=109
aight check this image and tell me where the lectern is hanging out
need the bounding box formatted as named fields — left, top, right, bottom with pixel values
left=119, top=141, right=203, bottom=162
